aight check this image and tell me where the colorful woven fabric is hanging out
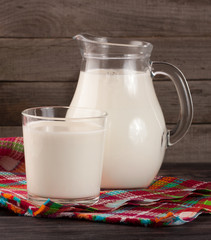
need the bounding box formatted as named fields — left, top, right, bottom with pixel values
left=0, top=137, right=211, bottom=227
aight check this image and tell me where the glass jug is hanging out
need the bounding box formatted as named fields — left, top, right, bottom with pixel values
left=69, top=34, right=193, bottom=189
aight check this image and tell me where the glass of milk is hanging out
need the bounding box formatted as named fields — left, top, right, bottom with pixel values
left=22, top=106, right=107, bottom=205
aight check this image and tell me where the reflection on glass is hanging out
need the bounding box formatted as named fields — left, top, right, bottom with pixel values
left=129, top=118, right=147, bottom=144
left=123, top=71, right=137, bottom=96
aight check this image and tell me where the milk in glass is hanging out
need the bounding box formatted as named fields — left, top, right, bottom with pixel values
left=23, top=121, right=106, bottom=199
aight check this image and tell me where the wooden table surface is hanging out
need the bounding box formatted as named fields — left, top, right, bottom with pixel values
left=0, top=163, right=210, bottom=240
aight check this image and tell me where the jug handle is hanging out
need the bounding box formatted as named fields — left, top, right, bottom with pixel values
left=151, top=61, right=193, bottom=147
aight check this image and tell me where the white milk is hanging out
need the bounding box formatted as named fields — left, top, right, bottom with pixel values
left=23, top=121, right=105, bottom=199
left=70, top=69, right=167, bottom=189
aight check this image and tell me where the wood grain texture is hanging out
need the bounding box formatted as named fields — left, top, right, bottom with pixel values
left=0, top=81, right=77, bottom=126
left=0, top=80, right=210, bottom=125
left=0, top=0, right=210, bottom=37
left=0, top=216, right=210, bottom=240
left=160, top=163, right=211, bottom=181
left=0, top=125, right=210, bottom=163
left=0, top=37, right=210, bottom=81
left=155, top=80, right=211, bottom=124
left=0, top=39, right=79, bottom=82
left=0, top=126, right=22, bottom=137
left=165, top=124, right=211, bottom=163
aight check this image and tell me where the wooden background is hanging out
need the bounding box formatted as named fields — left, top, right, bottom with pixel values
left=0, top=0, right=210, bottom=162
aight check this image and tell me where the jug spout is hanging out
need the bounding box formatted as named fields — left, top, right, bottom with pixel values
left=73, top=33, right=108, bottom=43
left=73, top=34, right=85, bottom=41
left=73, top=34, right=91, bottom=42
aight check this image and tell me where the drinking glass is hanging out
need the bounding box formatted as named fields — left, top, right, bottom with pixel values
left=22, top=106, right=107, bottom=205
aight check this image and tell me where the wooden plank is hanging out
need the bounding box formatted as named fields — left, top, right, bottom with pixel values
left=0, top=81, right=77, bottom=126
left=0, top=39, right=80, bottom=82
left=0, top=206, right=211, bottom=239
left=154, top=80, right=211, bottom=124
left=165, top=124, right=211, bottom=163
left=0, top=0, right=210, bottom=37
left=161, top=163, right=211, bottom=181
left=0, top=80, right=210, bottom=125
left=0, top=126, right=22, bottom=137
left=0, top=125, right=210, bottom=163
left=0, top=37, right=210, bottom=81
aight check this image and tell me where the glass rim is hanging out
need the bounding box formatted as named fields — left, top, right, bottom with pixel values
left=22, top=106, right=108, bottom=121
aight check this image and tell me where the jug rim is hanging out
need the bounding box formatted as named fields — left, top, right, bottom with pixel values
left=73, top=33, right=153, bottom=60
left=73, top=33, right=153, bottom=49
